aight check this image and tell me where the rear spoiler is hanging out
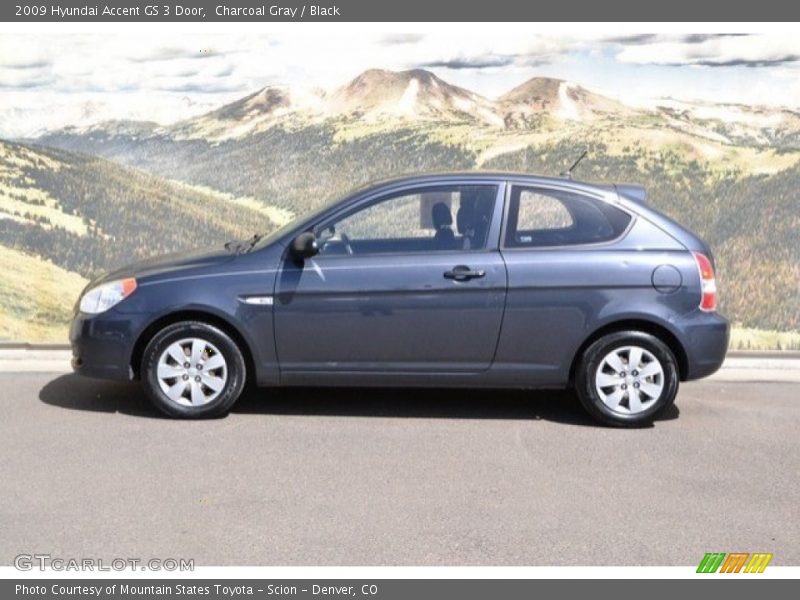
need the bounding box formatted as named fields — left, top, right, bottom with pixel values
left=614, top=184, right=647, bottom=205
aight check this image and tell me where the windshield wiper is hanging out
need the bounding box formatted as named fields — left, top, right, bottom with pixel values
left=241, top=233, right=263, bottom=253
left=225, top=233, right=264, bottom=254
left=225, top=233, right=263, bottom=254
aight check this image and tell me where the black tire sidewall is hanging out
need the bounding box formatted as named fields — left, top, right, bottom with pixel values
left=142, top=321, right=246, bottom=418
left=576, top=331, right=679, bottom=427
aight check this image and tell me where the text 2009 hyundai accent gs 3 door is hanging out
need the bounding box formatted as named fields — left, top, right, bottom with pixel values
left=70, top=173, right=729, bottom=426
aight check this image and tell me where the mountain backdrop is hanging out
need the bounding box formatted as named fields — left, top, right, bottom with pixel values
left=2, top=69, right=799, bottom=342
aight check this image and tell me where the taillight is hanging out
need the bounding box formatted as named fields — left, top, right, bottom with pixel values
left=693, top=252, right=717, bottom=311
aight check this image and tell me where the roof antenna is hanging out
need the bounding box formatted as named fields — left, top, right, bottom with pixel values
left=561, top=148, right=588, bottom=180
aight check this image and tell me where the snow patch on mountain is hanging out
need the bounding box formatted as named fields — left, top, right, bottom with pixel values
left=557, top=82, right=581, bottom=121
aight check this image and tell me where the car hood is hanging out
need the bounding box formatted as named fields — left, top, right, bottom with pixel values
left=92, top=246, right=234, bottom=286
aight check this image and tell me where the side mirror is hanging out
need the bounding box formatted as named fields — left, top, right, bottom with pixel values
left=290, top=231, right=319, bottom=259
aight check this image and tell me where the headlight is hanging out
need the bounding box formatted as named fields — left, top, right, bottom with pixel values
left=79, top=278, right=137, bottom=314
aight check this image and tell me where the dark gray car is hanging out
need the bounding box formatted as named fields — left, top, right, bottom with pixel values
left=70, top=173, right=729, bottom=426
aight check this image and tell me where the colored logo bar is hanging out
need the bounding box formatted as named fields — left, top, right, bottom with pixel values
left=697, top=552, right=773, bottom=573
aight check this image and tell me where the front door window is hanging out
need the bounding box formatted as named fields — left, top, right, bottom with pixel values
left=316, top=185, right=497, bottom=255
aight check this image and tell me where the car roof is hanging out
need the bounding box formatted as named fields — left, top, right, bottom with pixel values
left=354, top=171, right=616, bottom=196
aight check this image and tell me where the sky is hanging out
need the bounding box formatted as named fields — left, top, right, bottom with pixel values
left=2, top=29, right=800, bottom=137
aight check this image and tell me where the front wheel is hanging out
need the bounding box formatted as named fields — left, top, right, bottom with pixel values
left=142, top=321, right=247, bottom=418
left=575, top=331, right=679, bottom=427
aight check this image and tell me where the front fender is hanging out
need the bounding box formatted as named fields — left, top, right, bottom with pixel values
left=125, top=274, right=279, bottom=385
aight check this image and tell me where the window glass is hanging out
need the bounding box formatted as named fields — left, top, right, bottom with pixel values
left=317, top=185, right=497, bottom=255
left=516, top=190, right=574, bottom=231
left=505, top=186, right=631, bottom=248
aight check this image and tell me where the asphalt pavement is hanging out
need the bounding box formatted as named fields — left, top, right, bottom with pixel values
left=0, top=364, right=798, bottom=566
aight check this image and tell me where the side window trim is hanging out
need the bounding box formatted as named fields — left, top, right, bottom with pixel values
left=500, top=183, right=634, bottom=250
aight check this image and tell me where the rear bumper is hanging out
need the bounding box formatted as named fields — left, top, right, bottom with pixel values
left=679, top=311, right=730, bottom=380
left=69, top=310, right=142, bottom=381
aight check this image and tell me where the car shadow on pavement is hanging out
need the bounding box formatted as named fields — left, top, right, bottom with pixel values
left=39, top=373, right=679, bottom=426
left=39, top=374, right=163, bottom=419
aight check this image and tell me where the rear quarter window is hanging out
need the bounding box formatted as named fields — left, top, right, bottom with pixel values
left=505, top=186, right=631, bottom=248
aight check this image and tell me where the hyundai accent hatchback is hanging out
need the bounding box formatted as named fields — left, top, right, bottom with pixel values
left=71, top=173, right=728, bottom=426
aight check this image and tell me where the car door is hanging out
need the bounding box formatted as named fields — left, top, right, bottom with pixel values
left=273, top=182, right=507, bottom=374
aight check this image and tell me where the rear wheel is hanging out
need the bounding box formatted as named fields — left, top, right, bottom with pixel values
left=575, top=331, right=679, bottom=427
left=142, top=321, right=246, bottom=418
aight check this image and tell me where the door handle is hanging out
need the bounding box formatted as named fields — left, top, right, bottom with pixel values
left=444, top=265, right=486, bottom=281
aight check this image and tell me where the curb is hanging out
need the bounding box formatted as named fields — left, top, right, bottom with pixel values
left=727, top=350, right=800, bottom=359
left=0, top=342, right=71, bottom=350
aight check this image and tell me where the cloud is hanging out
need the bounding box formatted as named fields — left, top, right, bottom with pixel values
left=173, top=68, right=202, bottom=78
left=420, top=55, right=515, bottom=69
left=680, top=33, right=750, bottom=44
left=605, top=33, right=750, bottom=46
left=515, top=55, right=553, bottom=67
left=128, top=46, right=227, bottom=63
left=0, top=54, right=54, bottom=89
left=604, top=34, right=659, bottom=45
left=0, top=72, right=54, bottom=89
left=156, top=79, right=247, bottom=94
left=0, top=80, right=52, bottom=89
left=682, top=55, right=800, bottom=68
left=0, top=40, right=51, bottom=70
left=0, top=58, right=50, bottom=69
left=211, top=64, right=236, bottom=77
left=615, top=34, right=800, bottom=67
left=380, top=33, right=425, bottom=45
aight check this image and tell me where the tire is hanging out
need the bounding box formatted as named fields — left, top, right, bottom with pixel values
left=141, top=321, right=247, bottom=419
left=575, top=331, right=679, bottom=427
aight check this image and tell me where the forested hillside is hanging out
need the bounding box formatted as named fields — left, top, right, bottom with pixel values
left=0, top=140, right=275, bottom=279
left=38, top=124, right=477, bottom=216
left=0, top=140, right=277, bottom=340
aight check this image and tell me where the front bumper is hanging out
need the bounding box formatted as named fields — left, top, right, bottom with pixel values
left=679, top=310, right=730, bottom=381
left=69, top=309, right=144, bottom=381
